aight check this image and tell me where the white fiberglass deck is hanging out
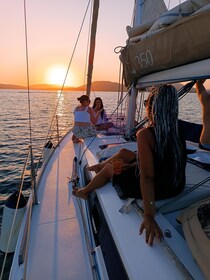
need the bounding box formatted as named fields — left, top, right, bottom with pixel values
left=11, top=132, right=209, bottom=280
left=25, top=132, right=93, bottom=280
left=81, top=135, right=208, bottom=280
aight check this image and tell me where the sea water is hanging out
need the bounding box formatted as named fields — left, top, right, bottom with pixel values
left=0, top=89, right=202, bottom=207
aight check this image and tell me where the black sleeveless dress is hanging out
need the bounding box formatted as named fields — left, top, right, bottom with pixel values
left=112, top=128, right=187, bottom=200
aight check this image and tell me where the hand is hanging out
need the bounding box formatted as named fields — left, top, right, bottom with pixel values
left=122, top=163, right=130, bottom=171
left=139, top=216, right=163, bottom=246
left=122, top=162, right=136, bottom=171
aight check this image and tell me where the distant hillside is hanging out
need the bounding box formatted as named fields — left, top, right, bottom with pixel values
left=0, top=83, right=25, bottom=89
left=74, top=81, right=127, bottom=92
left=0, top=81, right=127, bottom=92
left=0, top=81, right=198, bottom=92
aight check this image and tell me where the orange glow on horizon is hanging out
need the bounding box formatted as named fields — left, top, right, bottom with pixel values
left=45, top=65, right=74, bottom=87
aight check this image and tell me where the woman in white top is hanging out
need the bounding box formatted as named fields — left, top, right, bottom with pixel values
left=92, top=97, right=114, bottom=131
left=72, top=95, right=103, bottom=143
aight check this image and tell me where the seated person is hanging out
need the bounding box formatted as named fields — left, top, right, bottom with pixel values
left=196, top=79, right=210, bottom=151
left=73, top=85, right=187, bottom=246
left=92, top=97, right=114, bottom=130
left=72, top=95, right=103, bottom=143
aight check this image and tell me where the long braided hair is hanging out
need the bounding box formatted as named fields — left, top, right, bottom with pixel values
left=148, top=84, right=184, bottom=188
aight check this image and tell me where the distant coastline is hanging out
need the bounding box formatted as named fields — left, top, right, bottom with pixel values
left=0, top=81, right=127, bottom=92
left=0, top=80, right=200, bottom=93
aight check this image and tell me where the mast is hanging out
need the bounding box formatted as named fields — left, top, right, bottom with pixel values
left=86, top=0, right=99, bottom=97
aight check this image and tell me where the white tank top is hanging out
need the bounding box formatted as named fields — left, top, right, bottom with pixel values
left=74, top=106, right=91, bottom=123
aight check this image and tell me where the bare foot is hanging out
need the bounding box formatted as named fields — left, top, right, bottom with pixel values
left=87, top=163, right=102, bottom=173
left=73, top=139, right=80, bottom=143
left=72, top=188, right=89, bottom=200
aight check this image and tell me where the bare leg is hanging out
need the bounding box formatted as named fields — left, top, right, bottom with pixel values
left=72, top=134, right=80, bottom=143
left=88, top=148, right=136, bottom=173
left=104, top=122, right=114, bottom=129
left=72, top=163, right=114, bottom=199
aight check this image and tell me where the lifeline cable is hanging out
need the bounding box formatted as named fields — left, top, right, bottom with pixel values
left=78, top=132, right=100, bottom=165
left=78, top=90, right=130, bottom=165
left=133, top=80, right=196, bottom=134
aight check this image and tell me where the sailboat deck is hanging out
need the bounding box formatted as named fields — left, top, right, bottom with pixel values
left=24, top=133, right=94, bottom=280
left=11, top=132, right=209, bottom=279
left=81, top=134, right=209, bottom=279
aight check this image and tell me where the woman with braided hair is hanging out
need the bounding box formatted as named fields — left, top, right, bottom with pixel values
left=73, top=85, right=187, bottom=245
left=138, top=85, right=186, bottom=245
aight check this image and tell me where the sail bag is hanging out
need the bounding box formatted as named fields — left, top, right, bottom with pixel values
left=120, top=8, right=210, bottom=86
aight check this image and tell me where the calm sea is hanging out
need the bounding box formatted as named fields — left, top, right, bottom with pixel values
left=0, top=89, right=202, bottom=207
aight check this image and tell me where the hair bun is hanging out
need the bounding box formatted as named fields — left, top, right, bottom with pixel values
left=77, top=95, right=89, bottom=103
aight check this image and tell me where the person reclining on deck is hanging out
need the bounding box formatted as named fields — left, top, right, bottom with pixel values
left=196, top=79, right=210, bottom=151
left=73, top=85, right=187, bottom=246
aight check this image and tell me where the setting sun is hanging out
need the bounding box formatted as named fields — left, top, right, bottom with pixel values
left=45, top=65, right=73, bottom=86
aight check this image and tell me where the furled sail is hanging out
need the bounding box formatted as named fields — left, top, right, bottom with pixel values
left=132, top=0, right=167, bottom=27
left=121, top=0, right=210, bottom=87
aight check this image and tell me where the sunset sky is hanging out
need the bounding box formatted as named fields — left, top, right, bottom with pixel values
left=1, top=0, right=209, bottom=88
left=1, top=0, right=134, bottom=87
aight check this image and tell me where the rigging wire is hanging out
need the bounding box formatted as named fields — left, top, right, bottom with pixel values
left=0, top=2, right=39, bottom=278
left=114, top=46, right=129, bottom=130
left=60, top=0, right=92, bottom=94
left=117, top=60, right=125, bottom=129
left=1, top=2, right=93, bottom=277
left=45, top=0, right=92, bottom=135
left=35, top=0, right=92, bottom=170
left=133, top=80, right=196, bottom=135
left=23, top=0, right=32, bottom=148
